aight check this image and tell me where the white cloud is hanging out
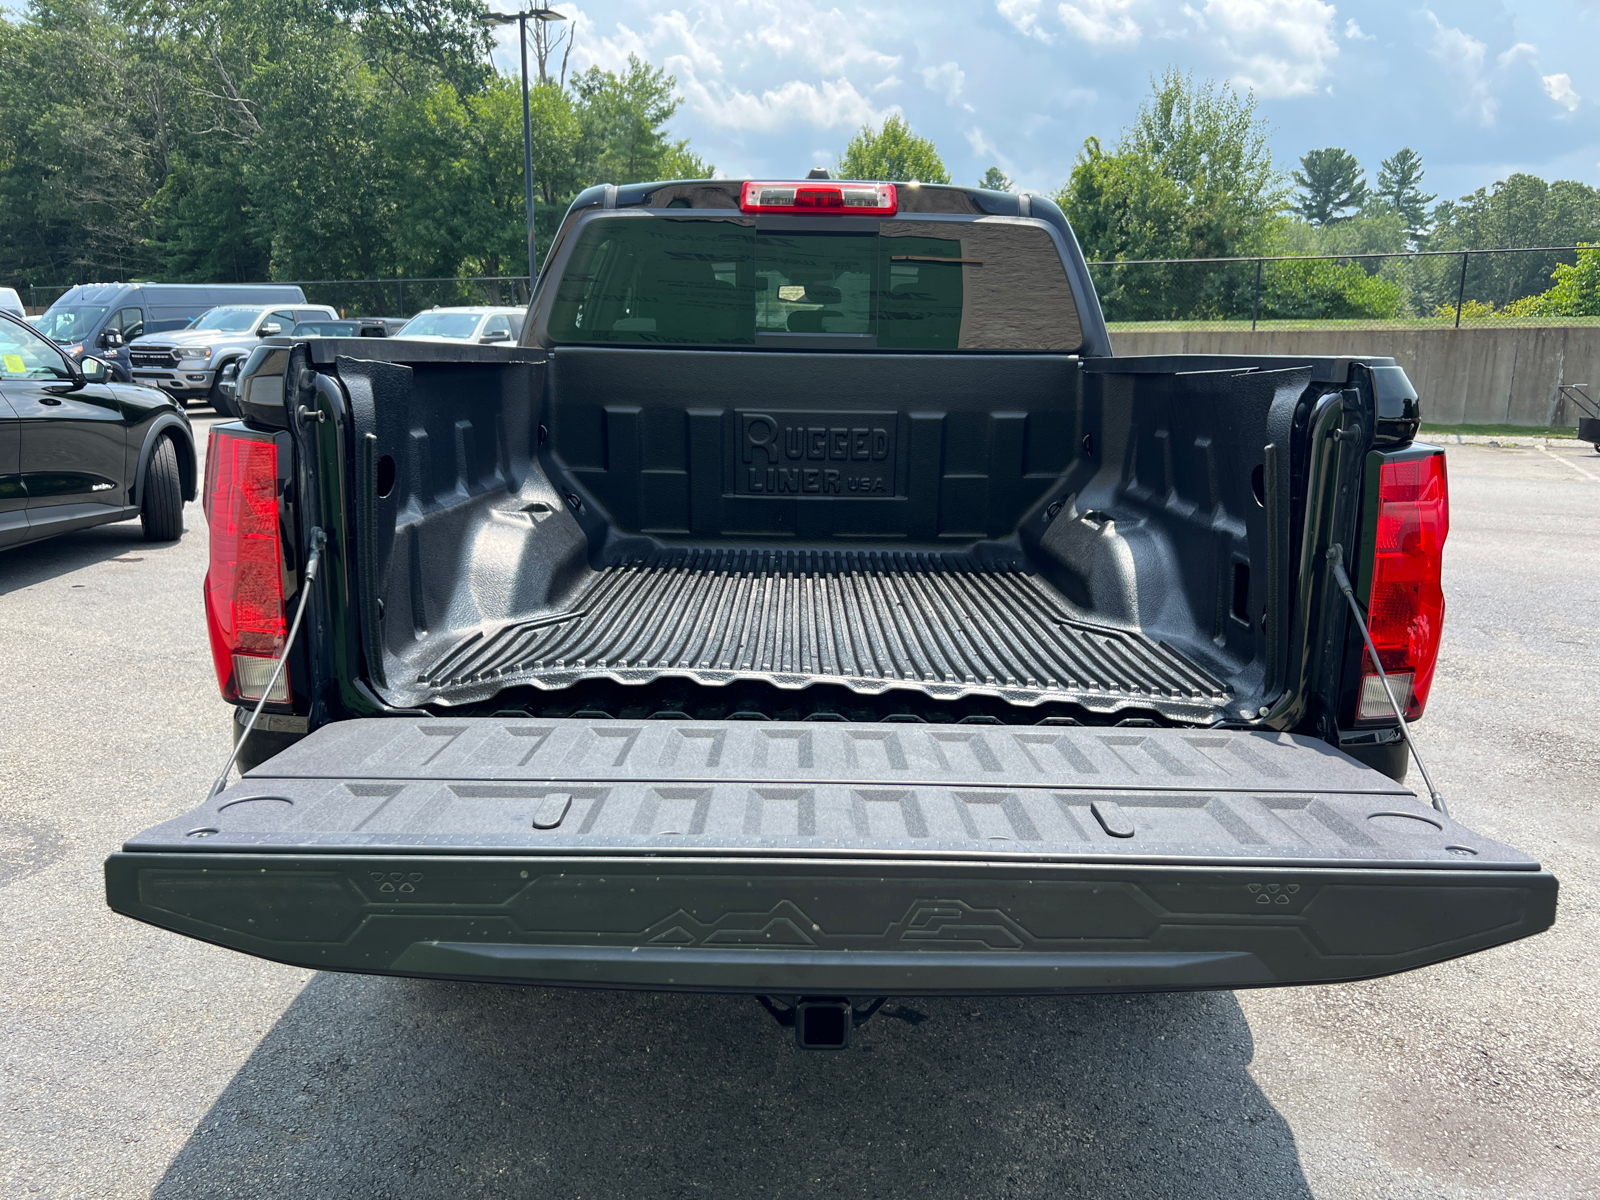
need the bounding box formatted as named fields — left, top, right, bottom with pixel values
left=1344, top=18, right=1373, bottom=41
left=1198, top=0, right=1339, bottom=97
left=1543, top=72, right=1581, bottom=111
left=997, top=0, right=1053, bottom=42
left=563, top=2, right=901, bottom=137
left=740, top=1, right=901, bottom=75
left=1497, top=42, right=1538, bottom=69
left=563, top=7, right=650, bottom=75
left=1059, top=0, right=1141, bottom=45
left=965, top=126, right=1000, bottom=158
left=923, top=61, right=966, bottom=105
left=965, top=126, right=1020, bottom=179
left=1422, top=16, right=1577, bottom=125
left=1423, top=12, right=1497, bottom=125
left=652, top=10, right=724, bottom=76
left=677, top=74, right=893, bottom=132
left=1425, top=12, right=1486, bottom=71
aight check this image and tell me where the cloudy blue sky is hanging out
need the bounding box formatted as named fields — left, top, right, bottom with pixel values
left=487, top=0, right=1600, bottom=204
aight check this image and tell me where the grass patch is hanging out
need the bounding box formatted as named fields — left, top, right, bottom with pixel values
left=1420, top=424, right=1580, bottom=439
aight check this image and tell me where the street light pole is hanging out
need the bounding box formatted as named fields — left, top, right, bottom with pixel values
left=478, top=6, right=567, bottom=299
left=518, top=12, right=536, bottom=296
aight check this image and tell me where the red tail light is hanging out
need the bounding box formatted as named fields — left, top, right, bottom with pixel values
left=203, top=428, right=290, bottom=704
left=1357, top=451, right=1449, bottom=720
left=740, top=181, right=897, bottom=215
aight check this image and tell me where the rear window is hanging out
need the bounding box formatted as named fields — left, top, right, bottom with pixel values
left=547, top=215, right=1083, bottom=351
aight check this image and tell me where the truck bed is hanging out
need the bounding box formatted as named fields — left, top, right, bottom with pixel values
left=337, top=347, right=1309, bottom=722
left=414, top=549, right=1229, bottom=718
left=107, top=718, right=1556, bottom=995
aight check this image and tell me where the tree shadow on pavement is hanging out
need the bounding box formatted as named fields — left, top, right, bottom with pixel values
left=150, top=975, right=1310, bottom=1200
left=0, top=517, right=188, bottom=594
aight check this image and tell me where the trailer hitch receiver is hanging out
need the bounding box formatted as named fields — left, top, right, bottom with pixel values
left=757, top=996, right=887, bottom=1050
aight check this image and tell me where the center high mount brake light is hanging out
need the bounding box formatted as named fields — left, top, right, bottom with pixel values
left=740, top=181, right=897, bottom=216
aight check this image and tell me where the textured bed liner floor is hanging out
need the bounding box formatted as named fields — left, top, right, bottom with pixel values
left=416, top=549, right=1230, bottom=717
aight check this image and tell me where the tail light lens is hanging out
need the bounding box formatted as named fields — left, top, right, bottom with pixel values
left=740, top=181, right=897, bottom=214
left=1357, top=451, right=1449, bottom=720
left=204, top=428, right=289, bottom=704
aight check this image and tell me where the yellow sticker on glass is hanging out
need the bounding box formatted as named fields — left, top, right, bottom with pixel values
left=2, top=354, right=25, bottom=374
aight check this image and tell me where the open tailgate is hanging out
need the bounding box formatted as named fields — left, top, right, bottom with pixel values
left=106, top=719, right=1556, bottom=994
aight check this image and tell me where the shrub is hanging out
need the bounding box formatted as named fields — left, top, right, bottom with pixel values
left=1261, top=257, right=1403, bottom=320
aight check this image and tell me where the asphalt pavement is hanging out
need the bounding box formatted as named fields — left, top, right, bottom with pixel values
left=2, top=429, right=1596, bottom=1199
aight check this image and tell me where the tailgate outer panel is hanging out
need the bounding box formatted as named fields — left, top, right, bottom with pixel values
left=106, top=719, right=1558, bottom=994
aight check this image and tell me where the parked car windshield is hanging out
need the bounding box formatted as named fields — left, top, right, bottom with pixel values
left=191, top=307, right=264, bottom=332
left=0, top=317, right=74, bottom=380
left=547, top=215, right=1084, bottom=351
left=398, top=312, right=481, bottom=339
left=33, top=305, right=108, bottom=343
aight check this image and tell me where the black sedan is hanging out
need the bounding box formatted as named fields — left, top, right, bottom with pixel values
left=0, top=310, right=196, bottom=549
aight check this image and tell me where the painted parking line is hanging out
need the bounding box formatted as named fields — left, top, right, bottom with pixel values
left=1535, top=444, right=1600, bottom=482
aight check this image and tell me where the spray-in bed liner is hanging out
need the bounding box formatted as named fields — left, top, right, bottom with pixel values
left=417, top=548, right=1230, bottom=717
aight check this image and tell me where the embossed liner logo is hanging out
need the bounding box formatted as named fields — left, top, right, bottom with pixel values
left=738, top=411, right=897, bottom=497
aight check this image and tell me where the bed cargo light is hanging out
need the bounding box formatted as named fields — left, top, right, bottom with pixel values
left=1357, top=451, right=1449, bottom=721
left=203, top=428, right=289, bottom=704
left=740, top=181, right=897, bottom=215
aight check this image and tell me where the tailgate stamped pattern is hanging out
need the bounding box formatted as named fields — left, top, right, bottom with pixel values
left=122, top=719, right=1517, bottom=867
left=107, top=719, right=1557, bottom=993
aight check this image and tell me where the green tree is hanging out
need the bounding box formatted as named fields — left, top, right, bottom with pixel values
left=1292, top=147, right=1367, bottom=226
left=1278, top=206, right=1409, bottom=258
left=1058, top=70, right=1282, bottom=263
left=978, top=166, right=1013, bottom=191
left=1260, top=257, right=1402, bottom=320
left=572, top=56, right=707, bottom=185
left=0, top=0, right=712, bottom=296
left=0, top=0, right=165, bottom=283
left=1427, top=174, right=1600, bottom=311
left=1375, top=148, right=1435, bottom=239
left=838, top=114, right=950, bottom=183
left=1502, top=245, right=1600, bottom=317
left=384, top=78, right=529, bottom=280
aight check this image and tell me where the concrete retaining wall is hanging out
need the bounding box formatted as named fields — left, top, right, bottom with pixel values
left=1110, top=325, right=1600, bottom=427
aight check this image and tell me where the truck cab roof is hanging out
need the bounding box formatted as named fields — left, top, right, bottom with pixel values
left=532, top=177, right=1111, bottom=357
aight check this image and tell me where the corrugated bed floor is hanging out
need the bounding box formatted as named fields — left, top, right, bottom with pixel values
left=417, top=549, right=1231, bottom=713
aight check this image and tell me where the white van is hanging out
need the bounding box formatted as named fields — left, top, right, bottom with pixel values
left=33, top=282, right=309, bottom=378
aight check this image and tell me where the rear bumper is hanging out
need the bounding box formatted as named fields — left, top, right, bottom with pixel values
left=104, top=851, right=1557, bottom=995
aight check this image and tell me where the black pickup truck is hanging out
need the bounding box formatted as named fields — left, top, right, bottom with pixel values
left=107, top=179, right=1555, bottom=1048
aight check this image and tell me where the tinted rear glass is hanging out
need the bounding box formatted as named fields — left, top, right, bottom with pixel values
left=547, top=215, right=1083, bottom=351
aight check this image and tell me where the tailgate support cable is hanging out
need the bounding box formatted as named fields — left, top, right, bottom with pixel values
left=210, top=528, right=327, bottom=798
left=1326, top=544, right=1448, bottom=816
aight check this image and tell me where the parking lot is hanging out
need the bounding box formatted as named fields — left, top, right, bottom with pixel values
left=1, top=429, right=1596, bottom=1200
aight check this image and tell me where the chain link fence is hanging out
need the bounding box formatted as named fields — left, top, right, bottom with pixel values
left=19, top=248, right=1599, bottom=330
left=1087, top=246, right=1598, bottom=331
left=19, top=275, right=531, bottom=317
